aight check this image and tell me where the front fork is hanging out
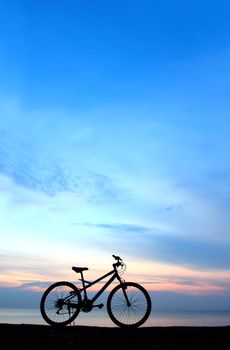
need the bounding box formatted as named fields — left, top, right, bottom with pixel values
left=116, top=273, right=131, bottom=307
left=121, top=283, right=131, bottom=306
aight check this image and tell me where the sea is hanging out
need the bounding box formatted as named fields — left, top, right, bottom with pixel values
left=1, top=308, right=230, bottom=327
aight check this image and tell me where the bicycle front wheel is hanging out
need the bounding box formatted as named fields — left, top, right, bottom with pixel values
left=107, top=282, right=151, bottom=327
left=40, top=281, right=81, bottom=326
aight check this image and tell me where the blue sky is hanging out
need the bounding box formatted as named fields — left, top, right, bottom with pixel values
left=0, top=0, right=230, bottom=310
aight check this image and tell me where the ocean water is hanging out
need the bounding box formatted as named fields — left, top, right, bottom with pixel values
left=1, top=308, right=230, bottom=327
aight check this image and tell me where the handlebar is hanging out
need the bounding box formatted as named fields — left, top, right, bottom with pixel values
left=112, top=254, right=123, bottom=268
left=112, top=254, right=122, bottom=262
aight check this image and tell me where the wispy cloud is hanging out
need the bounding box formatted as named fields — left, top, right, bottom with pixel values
left=79, top=221, right=230, bottom=270
left=77, top=222, right=149, bottom=234
left=0, top=104, right=129, bottom=204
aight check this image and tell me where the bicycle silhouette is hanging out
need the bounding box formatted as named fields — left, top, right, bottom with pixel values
left=40, top=255, right=152, bottom=327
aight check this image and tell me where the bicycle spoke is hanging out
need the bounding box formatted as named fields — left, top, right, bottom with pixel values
left=107, top=282, right=151, bottom=327
left=40, top=282, right=81, bottom=326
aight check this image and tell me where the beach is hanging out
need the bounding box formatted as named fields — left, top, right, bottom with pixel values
left=1, top=323, right=229, bottom=350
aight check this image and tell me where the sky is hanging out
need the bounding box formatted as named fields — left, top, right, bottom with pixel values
left=0, top=0, right=230, bottom=312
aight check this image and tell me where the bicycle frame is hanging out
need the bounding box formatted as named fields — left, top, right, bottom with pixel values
left=78, top=267, right=122, bottom=304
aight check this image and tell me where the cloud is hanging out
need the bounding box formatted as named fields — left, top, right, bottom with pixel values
left=0, top=165, right=127, bottom=205
left=0, top=285, right=229, bottom=311
left=0, top=251, right=72, bottom=284
left=0, top=286, right=42, bottom=308
left=0, top=103, right=129, bottom=204
left=79, top=222, right=149, bottom=234
left=17, top=280, right=53, bottom=290
left=81, top=221, right=230, bottom=270
left=147, top=233, right=230, bottom=270
left=149, top=290, right=230, bottom=311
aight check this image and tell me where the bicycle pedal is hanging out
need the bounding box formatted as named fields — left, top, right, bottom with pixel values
left=94, top=303, right=104, bottom=309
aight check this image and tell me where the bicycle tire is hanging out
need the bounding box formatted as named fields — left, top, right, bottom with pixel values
left=107, top=282, right=151, bottom=327
left=40, top=281, right=81, bottom=326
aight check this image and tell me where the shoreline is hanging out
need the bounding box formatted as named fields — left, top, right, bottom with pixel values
left=1, top=323, right=229, bottom=349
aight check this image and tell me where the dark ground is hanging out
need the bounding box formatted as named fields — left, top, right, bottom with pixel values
left=0, top=324, right=229, bottom=350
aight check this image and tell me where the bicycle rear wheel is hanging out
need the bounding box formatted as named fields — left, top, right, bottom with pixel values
left=40, top=281, right=81, bottom=326
left=107, top=282, right=151, bottom=327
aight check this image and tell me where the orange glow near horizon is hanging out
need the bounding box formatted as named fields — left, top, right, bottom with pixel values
left=1, top=258, right=229, bottom=297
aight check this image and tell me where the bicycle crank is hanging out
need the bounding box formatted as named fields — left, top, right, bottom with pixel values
left=94, top=303, right=104, bottom=309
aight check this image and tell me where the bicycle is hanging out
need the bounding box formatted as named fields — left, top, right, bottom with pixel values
left=40, top=255, right=152, bottom=327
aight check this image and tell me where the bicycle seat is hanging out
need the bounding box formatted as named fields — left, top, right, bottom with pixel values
left=72, top=266, right=88, bottom=273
